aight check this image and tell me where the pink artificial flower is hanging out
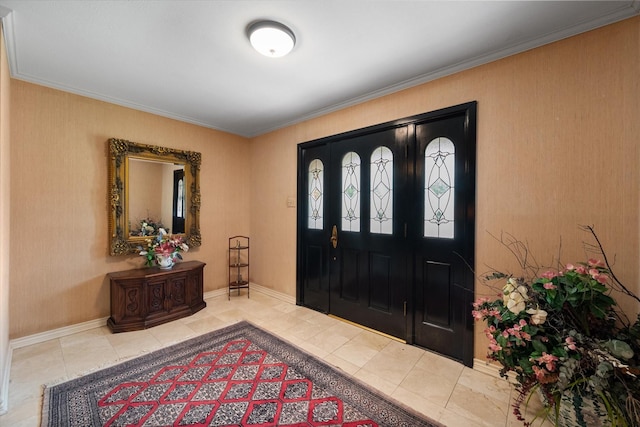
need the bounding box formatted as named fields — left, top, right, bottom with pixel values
left=588, top=268, right=600, bottom=278
left=519, top=319, right=527, bottom=327
left=532, top=365, right=547, bottom=382
left=472, top=310, right=483, bottom=320
left=595, top=274, right=608, bottom=284
left=575, top=266, right=587, bottom=274
left=156, top=241, right=174, bottom=256
left=541, top=271, right=557, bottom=279
left=509, top=324, right=521, bottom=332
left=588, top=258, right=605, bottom=267
left=565, top=336, right=577, bottom=351
left=536, top=352, right=558, bottom=371
left=472, top=297, right=490, bottom=309
left=543, top=282, right=557, bottom=290
left=565, top=263, right=575, bottom=271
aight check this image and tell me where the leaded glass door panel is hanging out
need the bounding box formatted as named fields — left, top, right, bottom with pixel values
left=413, top=106, right=476, bottom=366
left=327, top=127, right=409, bottom=340
left=297, top=144, right=331, bottom=313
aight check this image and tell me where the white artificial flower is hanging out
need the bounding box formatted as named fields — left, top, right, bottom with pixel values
left=526, top=308, right=548, bottom=325
left=503, top=278, right=519, bottom=305
left=506, top=295, right=526, bottom=314
left=505, top=285, right=529, bottom=314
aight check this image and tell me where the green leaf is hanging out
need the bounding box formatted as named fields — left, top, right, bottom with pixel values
left=590, top=304, right=607, bottom=319
left=552, top=347, right=568, bottom=358
left=519, top=358, right=534, bottom=374
left=496, top=335, right=508, bottom=347
left=532, top=339, right=547, bottom=353
left=597, top=294, right=615, bottom=307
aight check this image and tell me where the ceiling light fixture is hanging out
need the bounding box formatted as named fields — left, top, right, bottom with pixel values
left=247, top=20, right=296, bottom=58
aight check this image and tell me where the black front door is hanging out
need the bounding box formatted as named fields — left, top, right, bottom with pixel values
left=297, top=102, right=476, bottom=365
left=412, top=106, right=476, bottom=366
left=298, top=143, right=331, bottom=313
left=172, top=169, right=185, bottom=234
left=327, top=127, right=410, bottom=339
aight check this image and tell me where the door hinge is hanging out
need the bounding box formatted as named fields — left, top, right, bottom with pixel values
left=404, top=222, right=407, bottom=238
left=403, top=301, right=407, bottom=316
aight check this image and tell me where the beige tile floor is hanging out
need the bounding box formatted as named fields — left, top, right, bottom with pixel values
left=0, top=290, right=554, bottom=427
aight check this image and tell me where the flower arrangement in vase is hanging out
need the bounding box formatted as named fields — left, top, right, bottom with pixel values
left=138, top=228, right=188, bottom=269
left=131, top=215, right=167, bottom=237
left=473, top=226, right=640, bottom=426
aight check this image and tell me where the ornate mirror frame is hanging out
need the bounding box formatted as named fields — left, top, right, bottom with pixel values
left=108, top=138, right=202, bottom=255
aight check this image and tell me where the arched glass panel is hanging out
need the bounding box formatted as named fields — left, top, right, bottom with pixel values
left=370, top=146, right=393, bottom=235
left=176, top=178, right=184, bottom=217
left=308, top=159, right=324, bottom=230
left=342, top=152, right=361, bottom=232
left=424, top=137, right=455, bottom=238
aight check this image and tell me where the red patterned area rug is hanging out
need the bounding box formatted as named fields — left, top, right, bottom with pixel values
left=41, top=321, right=441, bottom=426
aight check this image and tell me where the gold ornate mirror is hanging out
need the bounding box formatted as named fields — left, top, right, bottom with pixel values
left=108, top=138, right=202, bottom=255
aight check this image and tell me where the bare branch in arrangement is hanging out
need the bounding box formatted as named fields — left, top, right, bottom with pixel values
left=579, top=224, right=640, bottom=305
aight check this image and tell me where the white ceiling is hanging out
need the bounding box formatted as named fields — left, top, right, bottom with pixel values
left=0, top=1, right=638, bottom=137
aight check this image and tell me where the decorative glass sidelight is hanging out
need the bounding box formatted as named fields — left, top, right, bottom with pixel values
left=308, top=159, right=324, bottom=230
left=370, top=146, right=393, bottom=235
left=176, top=178, right=184, bottom=218
left=341, top=152, right=361, bottom=232
left=424, top=137, right=455, bottom=238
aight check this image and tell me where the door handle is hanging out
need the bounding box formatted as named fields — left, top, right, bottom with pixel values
left=330, top=225, right=338, bottom=248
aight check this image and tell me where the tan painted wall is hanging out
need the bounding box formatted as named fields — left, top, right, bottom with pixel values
left=7, top=16, right=640, bottom=367
left=9, top=81, right=251, bottom=338
left=129, top=160, right=164, bottom=227
left=249, top=17, right=640, bottom=360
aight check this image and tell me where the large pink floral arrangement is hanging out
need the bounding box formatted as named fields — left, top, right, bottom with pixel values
left=473, top=228, right=640, bottom=426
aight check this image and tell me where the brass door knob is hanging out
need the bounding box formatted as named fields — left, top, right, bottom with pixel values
left=330, top=225, right=338, bottom=248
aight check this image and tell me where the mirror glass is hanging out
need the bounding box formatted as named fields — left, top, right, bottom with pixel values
left=128, top=158, right=185, bottom=236
left=109, top=138, right=201, bottom=255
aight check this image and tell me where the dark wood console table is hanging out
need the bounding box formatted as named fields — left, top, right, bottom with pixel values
left=107, top=261, right=206, bottom=333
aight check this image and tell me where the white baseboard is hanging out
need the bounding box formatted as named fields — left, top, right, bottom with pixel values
left=10, top=317, right=110, bottom=350
left=473, top=358, right=501, bottom=377
left=204, top=283, right=295, bottom=305
left=0, top=344, right=10, bottom=415
left=203, top=288, right=228, bottom=300
left=250, top=283, right=296, bottom=304
left=473, top=357, right=517, bottom=384
left=10, top=284, right=294, bottom=351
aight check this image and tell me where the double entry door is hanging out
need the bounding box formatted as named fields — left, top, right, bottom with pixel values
left=296, top=102, right=476, bottom=366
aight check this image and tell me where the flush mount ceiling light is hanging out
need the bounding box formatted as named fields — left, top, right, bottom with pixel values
left=247, top=20, right=296, bottom=58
